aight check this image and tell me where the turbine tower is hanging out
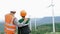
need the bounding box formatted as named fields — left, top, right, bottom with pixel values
left=35, top=18, right=37, bottom=31
left=48, top=0, right=55, bottom=33
left=29, top=15, right=32, bottom=30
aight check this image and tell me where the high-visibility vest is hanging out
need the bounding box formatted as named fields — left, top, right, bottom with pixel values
left=4, top=14, right=16, bottom=33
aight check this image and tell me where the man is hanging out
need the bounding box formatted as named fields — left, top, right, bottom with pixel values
left=18, top=10, right=30, bottom=34
left=4, top=11, right=16, bottom=34
left=4, top=11, right=24, bottom=34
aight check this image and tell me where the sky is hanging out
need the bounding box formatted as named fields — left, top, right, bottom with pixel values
left=0, top=0, right=60, bottom=21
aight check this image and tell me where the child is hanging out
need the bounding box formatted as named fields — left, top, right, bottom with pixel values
left=18, top=10, right=30, bottom=34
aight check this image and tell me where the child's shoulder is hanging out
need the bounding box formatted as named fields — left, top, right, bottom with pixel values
left=19, top=18, right=24, bottom=21
left=18, top=18, right=24, bottom=23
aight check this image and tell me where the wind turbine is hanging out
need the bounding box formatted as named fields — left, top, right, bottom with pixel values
left=29, top=15, right=32, bottom=30
left=35, top=17, right=37, bottom=31
left=48, top=0, right=55, bottom=33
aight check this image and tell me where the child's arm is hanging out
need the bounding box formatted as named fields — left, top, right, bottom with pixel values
left=13, top=18, right=26, bottom=27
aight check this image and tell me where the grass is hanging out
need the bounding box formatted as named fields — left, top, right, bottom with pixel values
left=1, top=23, right=60, bottom=34
left=30, top=23, right=60, bottom=34
left=45, top=32, right=60, bottom=34
left=2, top=31, right=60, bottom=34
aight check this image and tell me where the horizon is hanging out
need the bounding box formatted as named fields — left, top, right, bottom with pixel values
left=0, top=16, right=60, bottom=23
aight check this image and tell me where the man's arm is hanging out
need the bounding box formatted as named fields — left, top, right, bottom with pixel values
left=14, top=18, right=26, bottom=27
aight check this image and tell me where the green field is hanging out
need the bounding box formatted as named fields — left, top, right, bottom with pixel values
left=30, top=23, right=60, bottom=34
left=0, top=23, right=60, bottom=34
left=45, top=32, right=60, bottom=34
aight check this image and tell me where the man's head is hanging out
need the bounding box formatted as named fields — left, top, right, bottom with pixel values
left=10, top=11, right=16, bottom=16
left=20, top=10, right=27, bottom=18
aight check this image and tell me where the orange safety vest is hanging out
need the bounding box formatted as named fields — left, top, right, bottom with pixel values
left=4, top=14, right=16, bottom=34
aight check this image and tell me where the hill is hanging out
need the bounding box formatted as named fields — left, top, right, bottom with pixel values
left=30, top=16, right=60, bottom=26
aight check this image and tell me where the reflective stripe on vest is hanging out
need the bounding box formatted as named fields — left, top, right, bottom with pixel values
left=5, top=27, right=15, bottom=33
left=6, top=23, right=15, bottom=26
left=5, top=27, right=15, bottom=31
left=5, top=23, right=16, bottom=29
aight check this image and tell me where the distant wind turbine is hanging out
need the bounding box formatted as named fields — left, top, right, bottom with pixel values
left=29, top=15, right=32, bottom=30
left=35, top=18, right=37, bottom=31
